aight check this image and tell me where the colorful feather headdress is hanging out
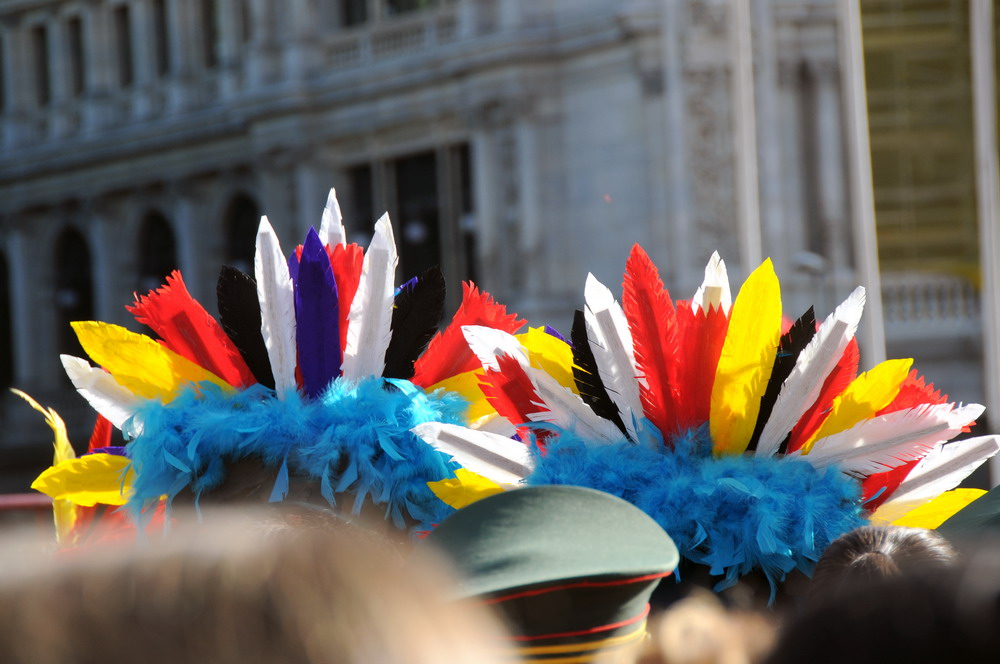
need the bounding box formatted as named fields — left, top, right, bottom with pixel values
left=26, top=190, right=529, bottom=545
left=416, top=245, right=1000, bottom=592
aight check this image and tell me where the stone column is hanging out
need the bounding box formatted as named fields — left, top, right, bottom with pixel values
left=88, top=203, right=131, bottom=326
left=5, top=226, right=38, bottom=388
left=215, top=0, right=243, bottom=99
left=245, top=0, right=278, bottom=87
left=257, top=153, right=298, bottom=239
left=129, top=0, right=158, bottom=119
left=82, top=2, right=117, bottom=133
left=171, top=184, right=208, bottom=301
left=295, top=157, right=334, bottom=238
left=284, top=0, right=321, bottom=82
left=1, top=25, right=28, bottom=148
left=46, top=15, right=74, bottom=139
left=166, top=0, right=198, bottom=111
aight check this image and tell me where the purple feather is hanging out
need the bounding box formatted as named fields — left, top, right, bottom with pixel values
left=395, top=276, right=418, bottom=297
left=294, top=227, right=341, bottom=399
left=288, top=248, right=301, bottom=284
left=544, top=325, right=569, bottom=345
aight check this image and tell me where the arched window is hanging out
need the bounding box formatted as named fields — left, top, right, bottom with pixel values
left=0, top=251, right=13, bottom=388
left=54, top=228, right=94, bottom=357
left=137, top=211, right=177, bottom=294
left=224, top=194, right=259, bottom=274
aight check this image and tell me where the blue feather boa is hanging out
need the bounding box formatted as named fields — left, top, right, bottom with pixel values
left=427, top=422, right=864, bottom=594
left=124, top=378, right=467, bottom=527
left=525, top=424, right=865, bottom=593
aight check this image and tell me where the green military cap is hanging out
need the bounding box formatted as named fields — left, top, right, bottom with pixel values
left=425, top=485, right=679, bottom=662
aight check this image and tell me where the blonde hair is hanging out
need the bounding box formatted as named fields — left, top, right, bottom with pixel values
left=0, top=508, right=509, bottom=664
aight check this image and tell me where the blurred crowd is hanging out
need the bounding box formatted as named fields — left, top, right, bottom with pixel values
left=1, top=505, right=998, bottom=664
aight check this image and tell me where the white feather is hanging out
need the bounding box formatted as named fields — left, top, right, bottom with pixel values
left=525, top=367, right=624, bottom=444
left=60, top=355, right=141, bottom=431
left=318, top=188, right=347, bottom=248
left=584, top=274, right=642, bottom=440
left=756, top=287, right=866, bottom=456
left=461, top=325, right=529, bottom=371
left=254, top=216, right=297, bottom=400
left=411, top=422, right=534, bottom=485
left=795, top=403, right=985, bottom=476
left=461, top=325, right=619, bottom=443
left=470, top=413, right=518, bottom=438
left=342, top=213, right=397, bottom=380
left=870, top=434, right=1000, bottom=523
left=692, top=251, right=732, bottom=314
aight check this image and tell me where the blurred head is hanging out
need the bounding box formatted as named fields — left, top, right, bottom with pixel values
left=0, top=508, right=509, bottom=664
left=636, top=591, right=777, bottom=664
left=809, top=525, right=957, bottom=599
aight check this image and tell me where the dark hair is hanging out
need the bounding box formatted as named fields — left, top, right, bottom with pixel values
left=809, top=525, right=957, bottom=599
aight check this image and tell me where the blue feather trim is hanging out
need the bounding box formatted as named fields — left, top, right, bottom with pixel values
left=126, top=379, right=467, bottom=528
left=426, top=421, right=864, bottom=596
left=526, top=423, right=864, bottom=595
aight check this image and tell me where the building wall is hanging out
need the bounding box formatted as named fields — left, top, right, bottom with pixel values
left=0, top=0, right=990, bottom=490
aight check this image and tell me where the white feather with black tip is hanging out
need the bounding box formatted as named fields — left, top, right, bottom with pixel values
left=756, top=287, right=866, bottom=456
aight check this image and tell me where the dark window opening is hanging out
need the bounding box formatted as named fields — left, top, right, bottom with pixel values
left=224, top=194, right=260, bottom=275
left=153, top=0, right=171, bottom=76
left=455, top=143, right=478, bottom=284
left=32, top=25, right=51, bottom=106
left=54, top=228, right=94, bottom=358
left=346, top=164, right=375, bottom=240
left=137, top=212, right=178, bottom=294
left=0, top=252, right=12, bottom=388
left=385, top=0, right=436, bottom=16
left=67, top=17, right=85, bottom=97
left=0, top=36, right=6, bottom=112
left=241, top=0, right=253, bottom=43
left=340, top=0, right=368, bottom=26
left=202, top=0, right=219, bottom=68
left=394, top=151, right=441, bottom=280
left=115, top=6, right=134, bottom=87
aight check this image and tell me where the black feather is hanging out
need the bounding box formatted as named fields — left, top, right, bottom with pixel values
left=217, top=266, right=275, bottom=389
left=383, top=266, right=446, bottom=380
left=746, top=307, right=816, bottom=452
left=571, top=309, right=629, bottom=437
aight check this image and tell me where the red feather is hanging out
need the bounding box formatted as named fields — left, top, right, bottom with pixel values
left=860, top=458, right=920, bottom=513
left=786, top=337, right=860, bottom=453
left=877, top=370, right=947, bottom=415
left=329, top=243, right=364, bottom=354
left=411, top=283, right=525, bottom=388
left=673, top=301, right=729, bottom=433
left=87, top=415, right=112, bottom=453
left=127, top=271, right=256, bottom=387
left=478, top=354, right=548, bottom=446
left=622, top=245, right=679, bottom=443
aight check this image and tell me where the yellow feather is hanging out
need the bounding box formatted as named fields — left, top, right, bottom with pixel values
left=72, top=321, right=232, bottom=401
left=710, top=259, right=782, bottom=455
left=884, top=488, right=987, bottom=529
left=517, top=327, right=579, bottom=394
left=11, top=389, right=79, bottom=543
left=31, top=454, right=133, bottom=507
left=430, top=370, right=495, bottom=421
left=801, top=358, right=913, bottom=453
left=427, top=468, right=506, bottom=509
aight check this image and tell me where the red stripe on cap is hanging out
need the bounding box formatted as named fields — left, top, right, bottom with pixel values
left=508, top=604, right=651, bottom=642
left=485, top=570, right=673, bottom=604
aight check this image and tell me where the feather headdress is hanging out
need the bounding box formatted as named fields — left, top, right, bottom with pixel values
left=416, top=245, right=998, bottom=593
left=27, top=190, right=525, bottom=537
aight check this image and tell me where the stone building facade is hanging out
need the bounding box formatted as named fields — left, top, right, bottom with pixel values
left=0, top=0, right=993, bottom=489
